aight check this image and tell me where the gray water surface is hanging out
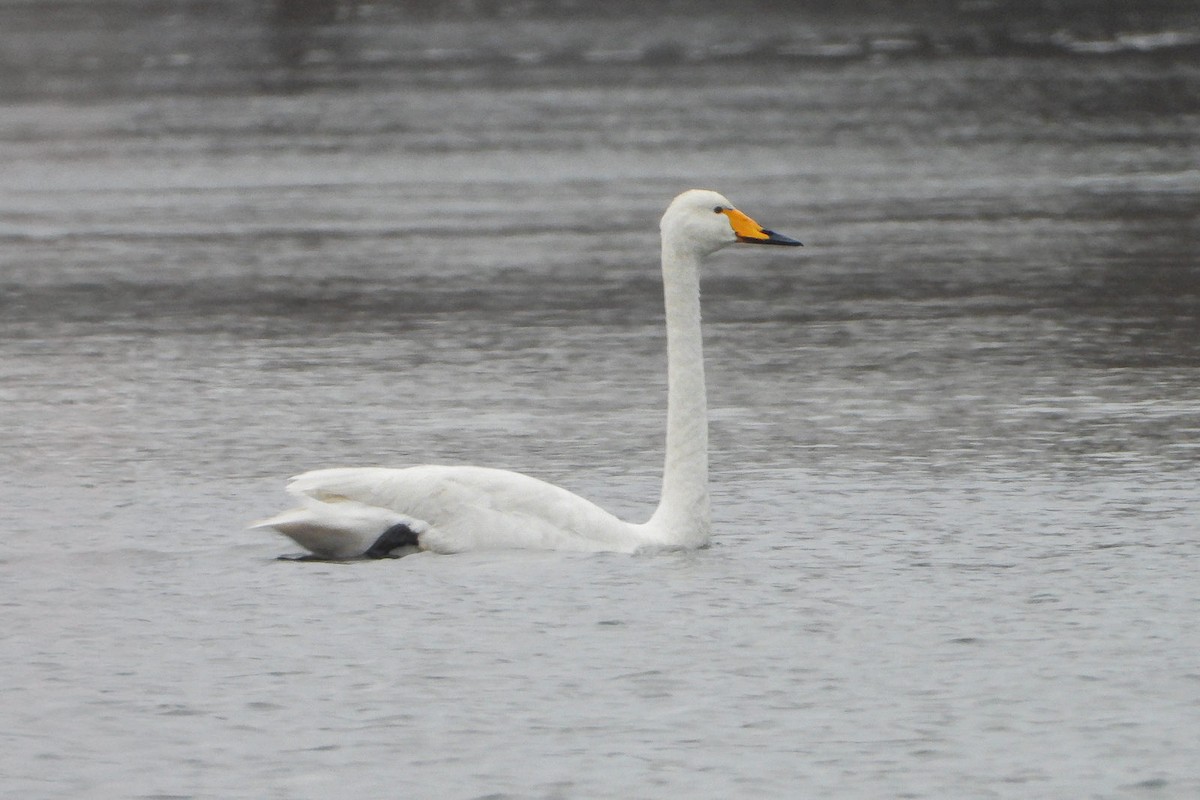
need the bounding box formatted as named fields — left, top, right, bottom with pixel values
left=2, top=6, right=1199, bottom=799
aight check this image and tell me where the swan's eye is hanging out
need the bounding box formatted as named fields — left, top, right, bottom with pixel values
left=713, top=206, right=725, bottom=214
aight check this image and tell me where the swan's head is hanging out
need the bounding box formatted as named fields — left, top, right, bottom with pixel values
left=660, top=189, right=802, bottom=257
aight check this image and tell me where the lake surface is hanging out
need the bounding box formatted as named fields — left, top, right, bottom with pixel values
left=2, top=5, right=1199, bottom=798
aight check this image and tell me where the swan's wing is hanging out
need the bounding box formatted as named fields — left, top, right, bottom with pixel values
left=278, top=465, right=640, bottom=555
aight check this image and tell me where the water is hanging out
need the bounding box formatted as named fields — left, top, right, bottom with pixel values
left=2, top=5, right=1200, bottom=798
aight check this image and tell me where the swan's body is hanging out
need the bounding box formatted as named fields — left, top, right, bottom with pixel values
left=254, top=189, right=800, bottom=559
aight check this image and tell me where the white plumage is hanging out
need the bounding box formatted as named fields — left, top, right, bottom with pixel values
left=252, top=189, right=801, bottom=559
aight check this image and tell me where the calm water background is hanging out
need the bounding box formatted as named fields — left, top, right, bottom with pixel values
left=2, top=3, right=1199, bottom=798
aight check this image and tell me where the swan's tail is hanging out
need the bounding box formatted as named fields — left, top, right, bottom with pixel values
left=251, top=496, right=423, bottom=560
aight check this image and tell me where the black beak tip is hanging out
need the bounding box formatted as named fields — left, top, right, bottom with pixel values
left=762, top=229, right=803, bottom=247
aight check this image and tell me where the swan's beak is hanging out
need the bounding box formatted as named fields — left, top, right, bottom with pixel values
left=724, top=208, right=803, bottom=246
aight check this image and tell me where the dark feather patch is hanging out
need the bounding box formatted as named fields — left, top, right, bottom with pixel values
left=364, top=522, right=421, bottom=559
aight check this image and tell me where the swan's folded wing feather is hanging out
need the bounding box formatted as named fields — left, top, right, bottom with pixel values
left=250, top=495, right=419, bottom=560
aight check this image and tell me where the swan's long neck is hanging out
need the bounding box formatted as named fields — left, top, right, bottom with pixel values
left=648, top=239, right=710, bottom=546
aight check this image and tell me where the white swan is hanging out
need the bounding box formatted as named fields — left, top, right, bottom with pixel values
left=253, top=189, right=801, bottom=559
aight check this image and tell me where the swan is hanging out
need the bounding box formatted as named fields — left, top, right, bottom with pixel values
left=253, top=189, right=801, bottom=560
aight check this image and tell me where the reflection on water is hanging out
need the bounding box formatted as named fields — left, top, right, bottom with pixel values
left=1, top=3, right=1199, bottom=799
left=270, top=0, right=341, bottom=68
left=1, top=1, right=1198, bottom=98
